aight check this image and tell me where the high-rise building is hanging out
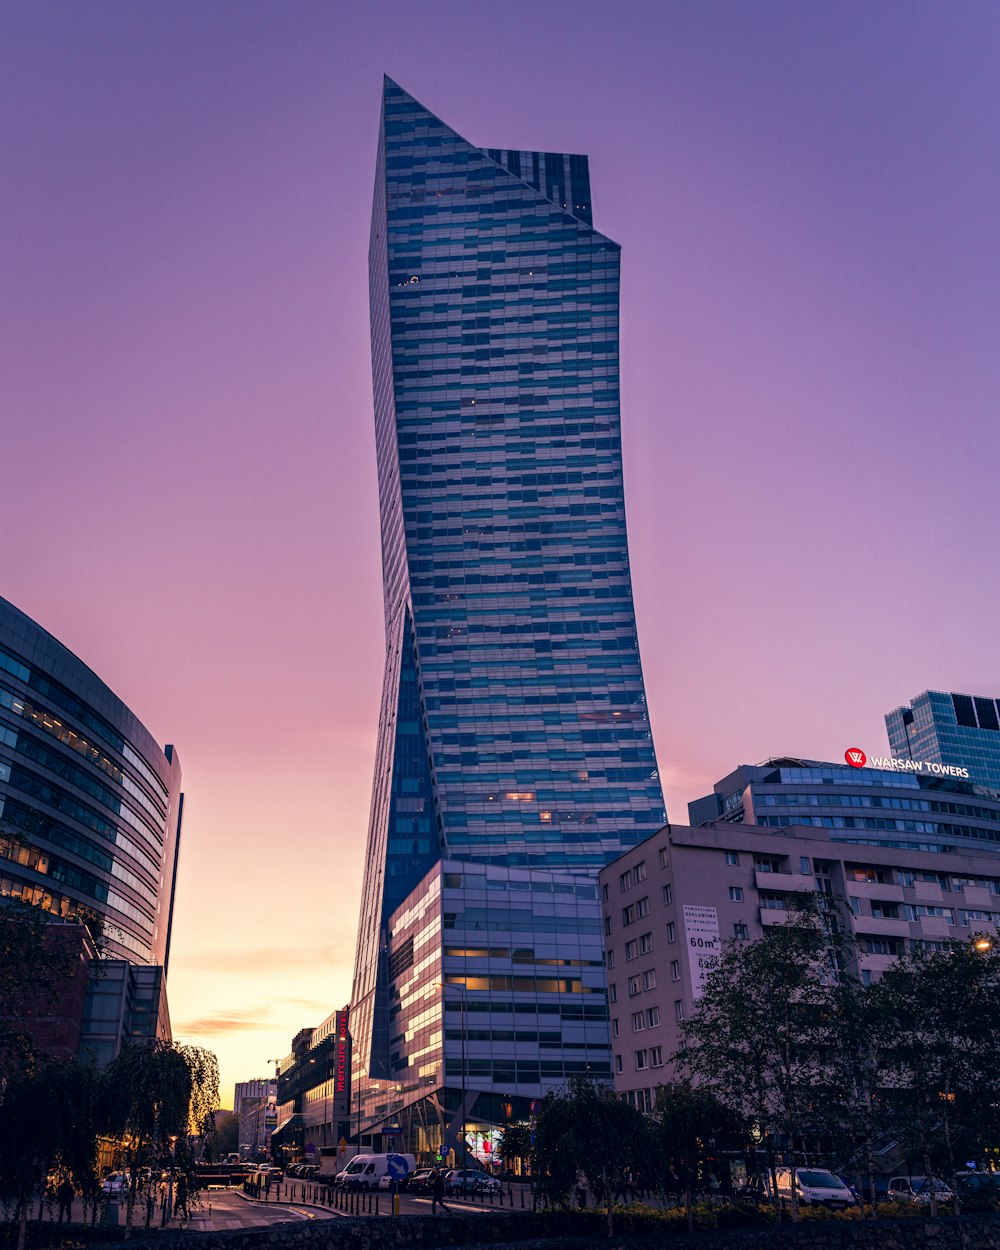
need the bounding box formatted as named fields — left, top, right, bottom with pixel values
left=349, top=78, right=664, bottom=1157
left=887, top=690, right=1000, bottom=793
left=689, top=756, right=1000, bottom=856
left=0, top=595, right=182, bottom=968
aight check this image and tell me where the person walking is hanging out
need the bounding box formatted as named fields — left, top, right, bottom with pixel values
left=175, top=1173, right=189, bottom=1221
left=57, top=1177, right=75, bottom=1224
left=431, top=1169, right=449, bottom=1215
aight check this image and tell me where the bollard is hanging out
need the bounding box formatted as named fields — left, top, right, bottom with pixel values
left=375, top=1191, right=380, bottom=1215
left=393, top=1192, right=400, bottom=1217
left=521, top=1187, right=525, bottom=1208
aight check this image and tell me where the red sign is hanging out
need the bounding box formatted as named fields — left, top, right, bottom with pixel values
left=845, top=748, right=867, bottom=769
left=334, top=1009, right=349, bottom=1095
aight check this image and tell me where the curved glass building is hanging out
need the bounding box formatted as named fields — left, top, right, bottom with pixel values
left=0, top=595, right=182, bottom=969
left=349, top=79, right=665, bottom=1159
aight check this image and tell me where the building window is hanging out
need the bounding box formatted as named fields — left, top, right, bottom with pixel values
left=650, top=1046, right=664, bottom=1068
left=800, top=856, right=811, bottom=874
left=609, top=983, right=617, bottom=1003
left=755, top=857, right=780, bottom=873
left=602, top=883, right=609, bottom=901
left=861, top=970, right=874, bottom=986
left=734, top=923, right=748, bottom=940
left=647, top=1006, right=660, bottom=1027
left=639, top=932, right=653, bottom=954
left=674, top=1000, right=685, bottom=1022
left=666, top=921, right=676, bottom=943
left=643, top=969, right=656, bottom=990
left=622, top=904, right=636, bottom=926
left=663, top=883, right=672, bottom=906
left=634, top=861, right=647, bottom=883
left=898, top=870, right=915, bottom=887
left=606, top=949, right=615, bottom=969
left=615, top=1054, right=623, bottom=1073
left=729, top=886, right=743, bottom=902
left=724, top=851, right=740, bottom=866
left=625, top=939, right=638, bottom=962
left=635, top=1049, right=648, bottom=1071
left=670, top=959, right=680, bottom=981
left=619, top=869, right=633, bottom=892
left=632, top=1011, right=644, bottom=1032
left=612, top=1018, right=619, bottom=1037
left=628, top=975, right=641, bottom=997
left=604, top=916, right=612, bottom=936
left=658, top=847, right=668, bottom=869
left=637, top=895, right=650, bottom=918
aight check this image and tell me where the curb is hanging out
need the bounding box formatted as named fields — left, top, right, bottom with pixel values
left=233, top=1189, right=343, bottom=1218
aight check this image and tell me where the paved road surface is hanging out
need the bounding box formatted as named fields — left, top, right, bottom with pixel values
left=189, top=1189, right=337, bottom=1230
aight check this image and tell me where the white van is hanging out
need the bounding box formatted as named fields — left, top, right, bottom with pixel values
left=334, top=1153, right=416, bottom=1191
left=773, top=1167, right=857, bottom=1209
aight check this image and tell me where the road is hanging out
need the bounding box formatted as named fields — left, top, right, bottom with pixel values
left=189, top=1189, right=337, bottom=1230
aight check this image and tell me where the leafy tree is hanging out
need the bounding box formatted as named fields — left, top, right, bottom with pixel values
left=496, top=1120, right=531, bottom=1175
left=533, top=1077, right=652, bottom=1234
left=676, top=893, right=841, bottom=1221
left=654, top=1081, right=746, bottom=1231
left=101, top=1039, right=219, bottom=1236
left=0, top=1057, right=101, bottom=1250
left=872, top=937, right=1000, bottom=1215
left=203, top=1109, right=239, bottom=1162
left=0, top=898, right=78, bottom=1074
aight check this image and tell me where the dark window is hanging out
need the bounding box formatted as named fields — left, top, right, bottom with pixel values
left=953, top=694, right=977, bottom=728
left=975, top=698, right=999, bottom=732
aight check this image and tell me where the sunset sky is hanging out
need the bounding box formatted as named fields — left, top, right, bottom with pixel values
left=3, top=1, right=998, bottom=1105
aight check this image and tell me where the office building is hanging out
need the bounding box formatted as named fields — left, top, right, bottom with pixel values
left=349, top=78, right=664, bottom=1156
left=601, top=821, right=1000, bottom=1110
left=0, top=595, right=183, bottom=969
left=689, top=756, right=1000, bottom=856
left=887, top=690, right=1000, bottom=793
left=234, top=1078, right=277, bottom=1122
left=268, top=1009, right=350, bottom=1163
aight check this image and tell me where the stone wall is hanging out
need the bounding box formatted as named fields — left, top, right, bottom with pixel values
left=33, top=1211, right=1000, bottom=1250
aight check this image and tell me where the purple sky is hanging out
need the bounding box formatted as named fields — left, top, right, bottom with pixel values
left=3, top=1, right=998, bottom=1103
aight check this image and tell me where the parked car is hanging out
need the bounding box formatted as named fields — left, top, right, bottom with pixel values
left=887, top=1176, right=954, bottom=1205
left=956, top=1173, right=1000, bottom=1208
left=101, top=1172, right=130, bottom=1196
left=444, top=1168, right=500, bottom=1196
left=405, top=1169, right=436, bottom=1195
left=735, top=1175, right=772, bottom=1203
left=773, top=1168, right=857, bottom=1209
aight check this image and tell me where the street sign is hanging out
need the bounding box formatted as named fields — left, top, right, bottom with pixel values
left=386, top=1154, right=409, bottom=1180
left=338, top=1137, right=348, bottom=1155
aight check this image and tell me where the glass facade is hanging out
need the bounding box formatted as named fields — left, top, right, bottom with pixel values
left=887, top=690, right=1000, bottom=794
left=0, top=595, right=182, bottom=969
left=350, top=78, right=664, bottom=1151
left=689, top=756, right=1000, bottom=855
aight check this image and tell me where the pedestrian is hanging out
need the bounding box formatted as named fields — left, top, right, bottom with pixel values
left=431, top=1169, right=449, bottom=1215
left=57, top=1177, right=75, bottom=1224
left=175, top=1173, right=189, bottom=1221
left=159, top=1179, right=169, bottom=1226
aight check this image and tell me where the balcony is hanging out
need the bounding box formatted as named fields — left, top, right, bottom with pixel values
left=854, top=917, right=910, bottom=938
left=754, top=870, right=814, bottom=893
left=914, top=880, right=944, bottom=902
left=760, top=910, right=791, bottom=927
left=959, top=885, right=994, bottom=907
left=846, top=881, right=903, bottom=902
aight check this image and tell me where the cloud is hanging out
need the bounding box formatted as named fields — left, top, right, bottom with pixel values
left=173, top=1005, right=273, bottom=1035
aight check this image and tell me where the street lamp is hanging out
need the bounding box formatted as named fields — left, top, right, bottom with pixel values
left=437, top=980, right=468, bottom=1197
left=974, top=935, right=994, bottom=953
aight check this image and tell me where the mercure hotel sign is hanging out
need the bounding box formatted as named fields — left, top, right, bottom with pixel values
left=845, top=748, right=970, bottom=780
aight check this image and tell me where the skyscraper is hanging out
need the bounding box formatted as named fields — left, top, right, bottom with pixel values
left=887, top=690, right=1000, bottom=793
left=348, top=79, right=664, bottom=1156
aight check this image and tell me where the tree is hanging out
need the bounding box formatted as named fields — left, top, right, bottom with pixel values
left=0, top=898, right=78, bottom=1074
left=654, top=1081, right=746, bottom=1231
left=873, top=937, right=1000, bottom=1216
left=203, top=1109, right=239, bottom=1162
left=533, top=1077, right=652, bottom=1234
left=676, top=893, right=842, bottom=1221
left=496, top=1120, right=531, bottom=1175
left=0, top=1057, right=101, bottom=1250
left=101, top=1039, right=219, bottom=1236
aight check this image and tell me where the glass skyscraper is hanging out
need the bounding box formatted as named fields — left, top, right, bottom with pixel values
left=349, top=78, right=664, bottom=1158
left=887, top=690, right=1000, bottom=794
